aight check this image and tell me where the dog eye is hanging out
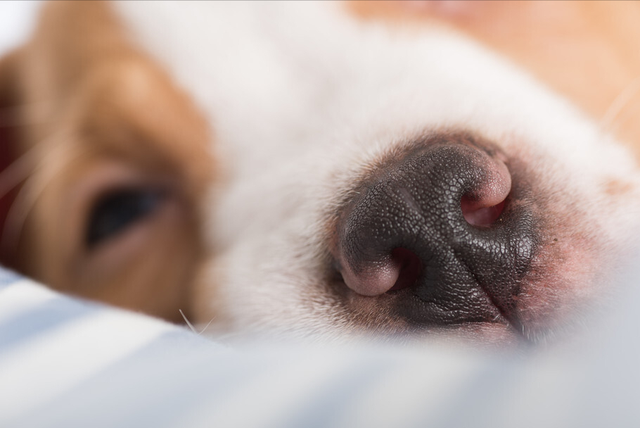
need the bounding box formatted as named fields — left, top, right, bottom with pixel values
left=85, top=188, right=165, bottom=247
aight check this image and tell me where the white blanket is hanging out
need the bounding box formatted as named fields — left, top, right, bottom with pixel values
left=1, top=266, right=639, bottom=428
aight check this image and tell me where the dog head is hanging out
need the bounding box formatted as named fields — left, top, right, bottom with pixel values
left=2, top=1, right=640, bottom=343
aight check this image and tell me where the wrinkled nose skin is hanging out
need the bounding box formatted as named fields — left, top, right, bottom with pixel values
left=334, top=134, right=538, bottom=331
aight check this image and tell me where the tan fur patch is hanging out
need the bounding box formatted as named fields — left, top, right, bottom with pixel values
left=2, top=1, right=214, bottom=322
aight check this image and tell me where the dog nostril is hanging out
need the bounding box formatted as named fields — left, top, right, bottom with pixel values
left=460, top=156, right=511, bottom=227
left=388, top=248, right=422, bottom=292
left=461, top=197, right=506, bottom=227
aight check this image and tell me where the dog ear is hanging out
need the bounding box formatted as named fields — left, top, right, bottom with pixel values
left=0, top=50, right=25, bottom=268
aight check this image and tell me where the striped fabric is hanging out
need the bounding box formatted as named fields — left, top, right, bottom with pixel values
left=1, top=266, right=639, bottom=428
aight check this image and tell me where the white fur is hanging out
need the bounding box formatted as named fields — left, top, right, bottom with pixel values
left=115, top=2, right=640, bottom=339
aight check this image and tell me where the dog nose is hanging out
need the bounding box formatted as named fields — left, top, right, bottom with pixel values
left=333, top=135, right=537, bottom=326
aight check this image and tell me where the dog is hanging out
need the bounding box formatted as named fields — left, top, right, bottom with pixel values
left=1, top=1, right=640, bottom=344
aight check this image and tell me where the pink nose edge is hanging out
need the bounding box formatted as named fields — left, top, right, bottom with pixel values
left=461, top=158, right=511, bottom=227
left=338, top=247, right=423, bottom=296
left=337, top=254, right=402, bottom=296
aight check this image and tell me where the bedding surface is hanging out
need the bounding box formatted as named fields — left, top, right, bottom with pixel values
left=1, top=266, right=639, bottom=428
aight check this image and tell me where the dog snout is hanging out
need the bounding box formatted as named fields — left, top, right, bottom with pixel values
left=333, top=134, right=538, bottom=328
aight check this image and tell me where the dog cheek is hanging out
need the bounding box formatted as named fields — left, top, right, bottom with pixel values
left=515, top=183, right=638, bottom=335
left=517, top=230, right=598, bottom=333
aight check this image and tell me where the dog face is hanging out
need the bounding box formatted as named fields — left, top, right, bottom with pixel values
left=3, top=1, right=640, bottom=343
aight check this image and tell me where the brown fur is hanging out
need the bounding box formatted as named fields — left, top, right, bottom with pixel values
left=0, top=1, right=213, bottom=322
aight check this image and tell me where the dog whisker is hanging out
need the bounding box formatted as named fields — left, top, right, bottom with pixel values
left=0, top=141, right=78, bottom=256
left=180, top=309, right=215, bottom=335
left=1, top=177, right=43, bottom=256
left=601, top=75, right=640, bottom=134
left=0, top=142, right=44, bottom=201
left=179, top=309, right=198, bottom=334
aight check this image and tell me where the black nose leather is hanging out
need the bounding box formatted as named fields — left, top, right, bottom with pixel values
left=334, top=135, right=537, bottom=328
